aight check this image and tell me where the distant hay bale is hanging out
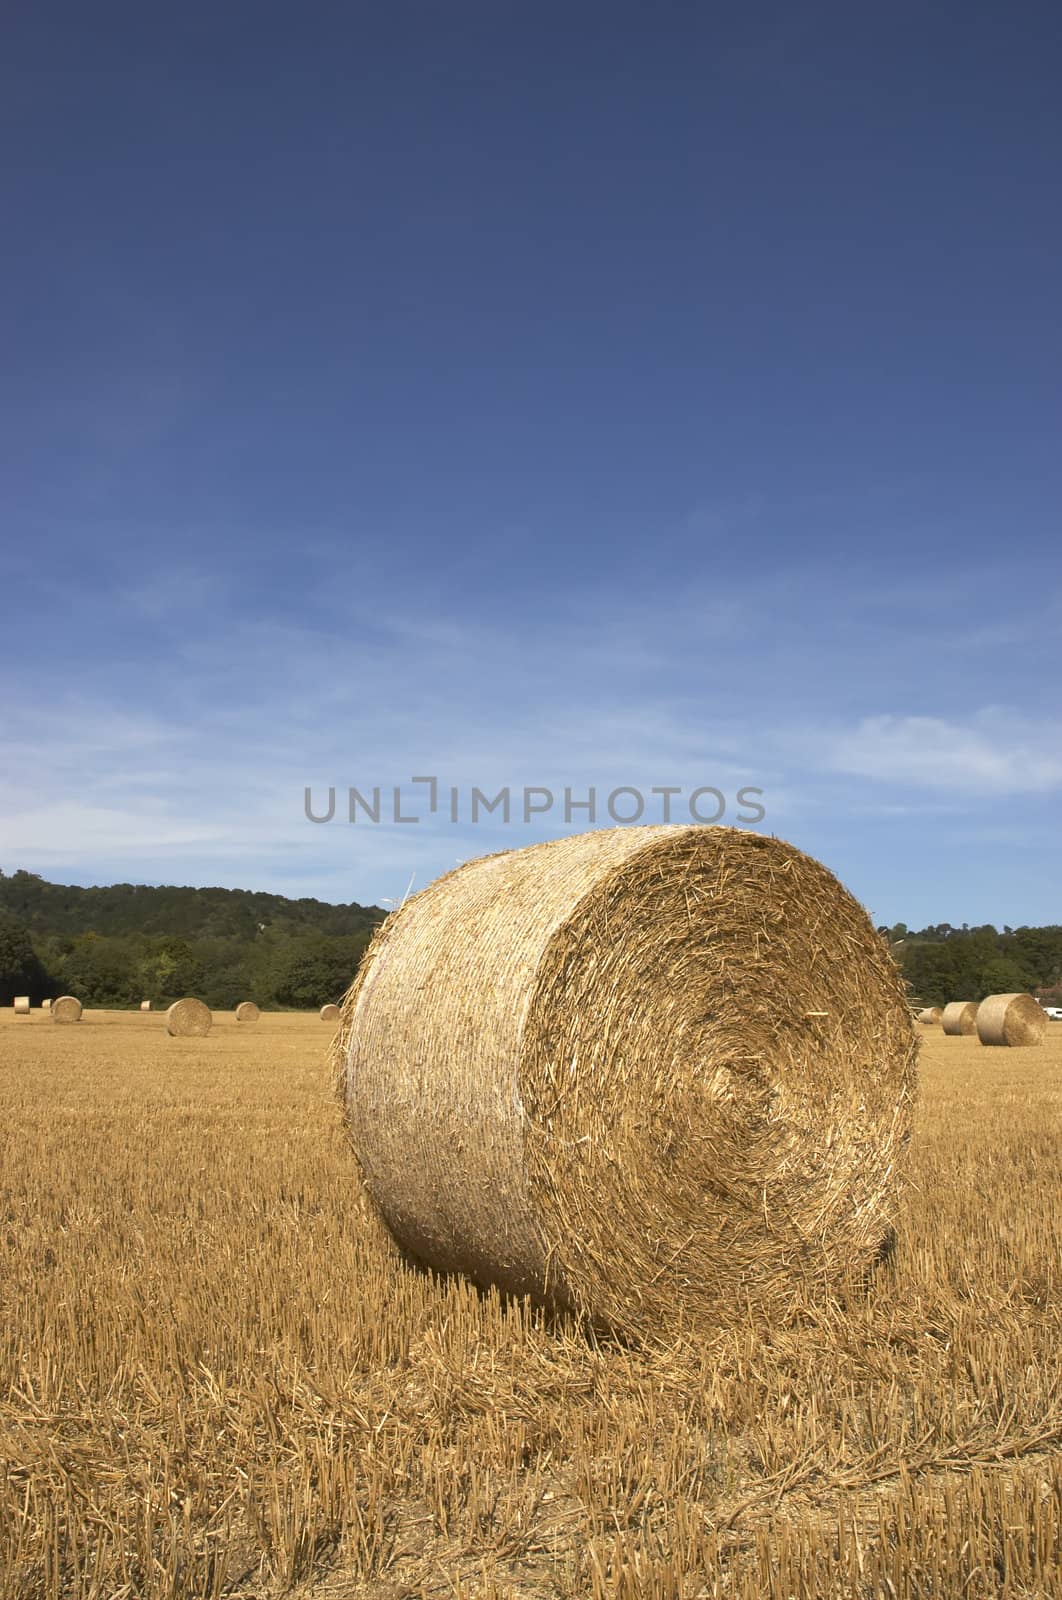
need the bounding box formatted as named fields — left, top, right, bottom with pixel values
left=13, top=996, right=30, bottom=1015
left=976, top=993, right=1046, bottom=1048
left=917, top=1007, right=944, bottom=1024
left=41, top=999, right=51, bottom=1012
left=941, top=1001, right=979, bottom=1036
left=51, top=995, right=83, bottom=1024
left=235, top=1001, right=260, bottom=1022
left=166, top=998, right=212, bottom=1037
left=140, top=1000, right=151, bottom=1012
left=320, top=1003, right=341, bottom=1022
left=335, top=825, right=917, bottom=1340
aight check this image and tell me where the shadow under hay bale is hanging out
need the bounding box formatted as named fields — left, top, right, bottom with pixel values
left=235, top=1001, right=260, bottom=1022
left=976, top=993, right=1046, bottom=1048
left=52, top=995, right=82, bottom=1024
left=334, top=825, right=917, bottom=1341
left=941, top=1001, right=979, bottom=1036
left=166, top=998, right=212, bottom=1037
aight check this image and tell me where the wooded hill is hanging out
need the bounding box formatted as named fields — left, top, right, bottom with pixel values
left=878, top=921, right=1062, bottom=1008
left=2, top=868, right=1059, bottom=1014
left=0, top=869, right=384, bottom=1012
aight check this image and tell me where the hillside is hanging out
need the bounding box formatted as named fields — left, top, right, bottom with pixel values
left=0, top=869, right=382, bottom=941
left=0, top=869, right=386, bottom=1012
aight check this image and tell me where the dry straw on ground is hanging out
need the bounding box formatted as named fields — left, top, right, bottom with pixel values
left=335, top=824, right=918, bottom=1340
left=976, top=992, right=1047, bottom=1047
left=941, top=1001, right=979, bottom=1036
left=917, top=1006, right=944, bottom=1024
left=12, top=997, right=30, bottom=1015
left=51, top=995, right=82, bottom=1024
left=235, top=1001, right=261, bottom=1022
left=4, top=1012, right=1062, bottom=1600
left=165, top=998, right=212, bottom=1037
left=320, top=1003, right=341, bottom=1022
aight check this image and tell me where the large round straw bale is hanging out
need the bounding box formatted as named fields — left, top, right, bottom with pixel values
left=52, top=995, right=83, bottom=1024
left=13, top=996, right=30, bottom=1015
left=235, top=1001, right=260, bottom=1022
left=41, top=998, right=51, bottom=1012
left=320, top=1003, right=341, bottom=1022
left=941, top=1001, right=978, bottom=1036
left=975, top=993, right=1046, bottom=1047
left=917, top=1006, right=943, bottom=1024
left=335, top=825, right=917, bottom=1339
left=166, top=998, right=212, bottom=1037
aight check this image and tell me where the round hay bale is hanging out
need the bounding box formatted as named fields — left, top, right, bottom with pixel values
left=917, top=1006, right=943, bottom=1025
left=975, top=993, right=1046, bottom=1048
left=320, top=1003, right=341, bottom=1022
left=235, top=1001, right=260, bottom=1022
left=41, top=998, right=51, bottom=1012
left=166, top=998, right=212, bottom=1037
left=941, top=1000, right=978, bottom=1036
left=335, top=825, right=917, bottom=1339
left=51, top=995, right=83, bottom=1024
left=140, top=1000, right=151, bottom=1012
left=13, top=996, right=30, bottom=1015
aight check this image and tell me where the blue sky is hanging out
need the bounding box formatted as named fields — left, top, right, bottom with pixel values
left=2, top=2, right=1059, bottom=926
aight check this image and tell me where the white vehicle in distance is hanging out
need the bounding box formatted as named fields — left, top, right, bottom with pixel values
left=1041, top=1005, right=1062, bottom=1021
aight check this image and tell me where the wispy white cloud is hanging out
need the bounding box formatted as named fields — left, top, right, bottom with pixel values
left=2, top=549, right=1060, bottom=912
left=822, top=711, right=1062, bottom=795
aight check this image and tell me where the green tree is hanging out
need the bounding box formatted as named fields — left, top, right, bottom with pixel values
left=135, top=938, right=207, bottom=1006
left=270, top=933, right=371, bottom=1009
left=56, top=934, right=140, bottom=1008
left=0, top=909, right=52, bottom=1004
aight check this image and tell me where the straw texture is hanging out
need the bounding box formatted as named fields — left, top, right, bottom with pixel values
left=166, top=998, right=212, bottom=1037
left=975, top=993, right=1046, bottom=1047
left=320, top=1003, right=341, bottom=1022
left=13, top=997, right=30, bottom=1015
left=917, top=1007, right=943, bottom=1025
left=941, top=1001, right=978, bottom=1036
left=235, top=1001, right=261, bottom=1022
left=336, top=825, right=917, bottom=1339
left=52, top=996, right=83, bottom=1024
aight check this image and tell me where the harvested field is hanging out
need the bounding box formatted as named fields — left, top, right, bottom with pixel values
left=1, top=1010, right=1060, bottom=1598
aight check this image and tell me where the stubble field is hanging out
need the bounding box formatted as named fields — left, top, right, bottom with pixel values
left=1, top=1009, right=1060, bottom=1598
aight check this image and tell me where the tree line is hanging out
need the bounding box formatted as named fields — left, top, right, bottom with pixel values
left=879, top=921, right=1062, bottom=1008
left=0, top=870, right=383, bottom=1011
left=3, top=868, right=1059, bottom=1014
